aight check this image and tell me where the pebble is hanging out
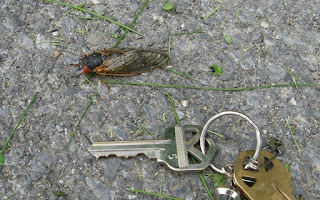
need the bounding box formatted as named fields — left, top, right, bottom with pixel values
left=17, top=33, right=34, bottom=50
left=100, top=158, right=120, bottom=181
left=246, top=91, right=260, bottom=106
left=240, top=57, right=255, bottom=70
left=35, top=34, right=50, bottom=49
left=181, top=100, right=188, bottom=107
left=266, top=64, right=287, bottom=81
left=16, top=175, right=31, bottom=195
left=85, top=177, right=115, bottom=199
left=260, top=21, right=269, bottom=28
left=29, top=159, right=47, bottom=181
left=288, top=97, right=298, bottom=106
left=62, top=52, right=79, bottom=65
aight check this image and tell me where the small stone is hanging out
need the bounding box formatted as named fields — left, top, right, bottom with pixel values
left=266, top=65, right=287, bottom=81
left=293, top=114, right=310, bottom=128
left=93, top=5, right=107, bottom=15
left=52, top=31, right=59, bottom=36
left=91, top=0, right=100, bottom=4
left=54, top=51, right=61, bottom=58
left=29, top=159, right=47, bottom=181
left=36, top=153, right=58, bottom=167
left=112, top=127, right=129, bottom=140
left=312, top=72, right=320, bottom=80
left=85, top=177, right=115, bottom=199
left=181, top=100, right=188, bottom=107
left=17, top=33, right=34, bottom=50
left=56, top=125, right=63, bottom=133
left=288, top=97, right=298, bottom=106
left=101, top=157, right=120, bottom=181
left=56, top=17, right=75, bottom=38
left=36, top=34, right=51, bottom=49
left=313, top=182, right=320, bottom=194
left=312, top=110, right=320, bottom=121
left=38, top=105, right=52, bottom=116
left=246, top=91, right=260, bottom=106
left=230, top=50, right=241, bottom=62
left=260, top=21, right=269, bottom=28
left=16, top=175, right=31, bottom=195
left=63, top=52, right=79, bottom=65
left=240, top=57, right=255, bottom=70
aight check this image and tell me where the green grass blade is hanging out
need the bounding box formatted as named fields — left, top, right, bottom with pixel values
left=166, top=92, right=181, bottom=126
left=203, top=5, right=221, bottom=21
left=60, top=2, right=85, bottom=19
left=0, top=93, right=37, bottom=165
left=114, top=0, right=149, bottom=47
left=282, top=66, right=298, bottom=89
left=285, top=116, right=301, bottom=152
left=103, top=80, right=320, bottom=91
left=192, top=157, right=214, bottom=200
left=42, top=0, right=143, bottom=36
left=162, top=67, right=197, bottom=80
left=66, top=91, right=99, bottom=148
left=127, top=188, right=181, bottom=200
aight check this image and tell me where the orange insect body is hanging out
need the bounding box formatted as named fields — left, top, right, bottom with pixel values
left=80, top=48, right=169, bottom=76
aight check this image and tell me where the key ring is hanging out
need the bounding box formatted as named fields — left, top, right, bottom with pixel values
left=200, top=111, right=262, bottom=175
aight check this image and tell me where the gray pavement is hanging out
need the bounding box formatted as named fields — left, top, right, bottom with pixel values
left=0, top=0, right=319, bottom=199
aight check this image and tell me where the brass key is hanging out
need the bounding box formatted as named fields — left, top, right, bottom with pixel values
left=233, top=150, right=296, bottom=200
left=88, top=125, right=217, bottom=172
left=199, top=111, right=296, bottom=200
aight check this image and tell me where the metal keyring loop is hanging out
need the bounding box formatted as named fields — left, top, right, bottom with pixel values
left=200, top=111, right=262, bottom=175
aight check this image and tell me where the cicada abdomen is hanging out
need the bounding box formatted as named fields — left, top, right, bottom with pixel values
left=80, top=48, right=168, bottom=76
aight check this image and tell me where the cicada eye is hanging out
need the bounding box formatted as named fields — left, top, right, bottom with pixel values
left=82, top=54, right=87, bottom=58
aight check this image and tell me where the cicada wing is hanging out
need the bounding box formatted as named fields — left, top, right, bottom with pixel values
left=94, top=48, right=133, bottom=56
left=96, top=49, right=168, bottom=75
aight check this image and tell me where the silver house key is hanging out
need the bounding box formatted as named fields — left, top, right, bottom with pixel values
left=88, top=125, right=217, bottom=172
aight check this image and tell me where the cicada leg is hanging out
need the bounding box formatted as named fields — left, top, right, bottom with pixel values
left=97, top=75, right=110, bottom=91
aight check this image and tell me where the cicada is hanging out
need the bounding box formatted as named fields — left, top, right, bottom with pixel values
left=79, top=48, right=169, bottom=76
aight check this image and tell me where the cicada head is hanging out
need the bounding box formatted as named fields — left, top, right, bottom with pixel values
left=79, top=53, right=107, bottom=74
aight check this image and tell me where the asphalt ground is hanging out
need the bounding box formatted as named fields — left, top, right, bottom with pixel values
left=0, top=0, right=319, bottom=199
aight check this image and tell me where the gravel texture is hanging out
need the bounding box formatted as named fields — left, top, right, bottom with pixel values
left=0, top=0, right=319, bottom=199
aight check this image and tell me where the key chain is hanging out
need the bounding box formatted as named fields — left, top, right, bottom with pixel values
left=199, top=111, right=262, bottom=174
left=199, top=111, right=296, bottom=200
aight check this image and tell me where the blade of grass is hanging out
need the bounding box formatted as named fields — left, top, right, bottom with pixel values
left=60, top=2, right=85, bottom=19
left=114, top=0, right=149, bottom=47
left=166, top=92, right=181, bottom=126
left=141, top=124, right=156, bottom=135
left=285, top=116, right=301, bottom=152
left=36, top=41, right=74, bottom=50
left=192, top=157, right=214, bottom=200
left=66, top=91, right=99, bottom=149
left=162, top=66, right=197, bottom=80
left=203, top=5, right=221, bottom=21
left=207, top=130, right=224, bottom=138
left=282, top=66, right=298, bottom=89
left=103, top=80, right=320, bottom=91
left=2, top=192, right=15, bottom=200
left=42, top=0, right=143, bottom=36
left=127, top=188, right=181, bottom=200
left=57, top=168, right=65, bottom=182
left=0, top=93, right=37, bottom=165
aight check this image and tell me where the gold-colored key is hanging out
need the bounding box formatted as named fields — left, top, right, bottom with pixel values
left=233, top=150, right=296, bottom=200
